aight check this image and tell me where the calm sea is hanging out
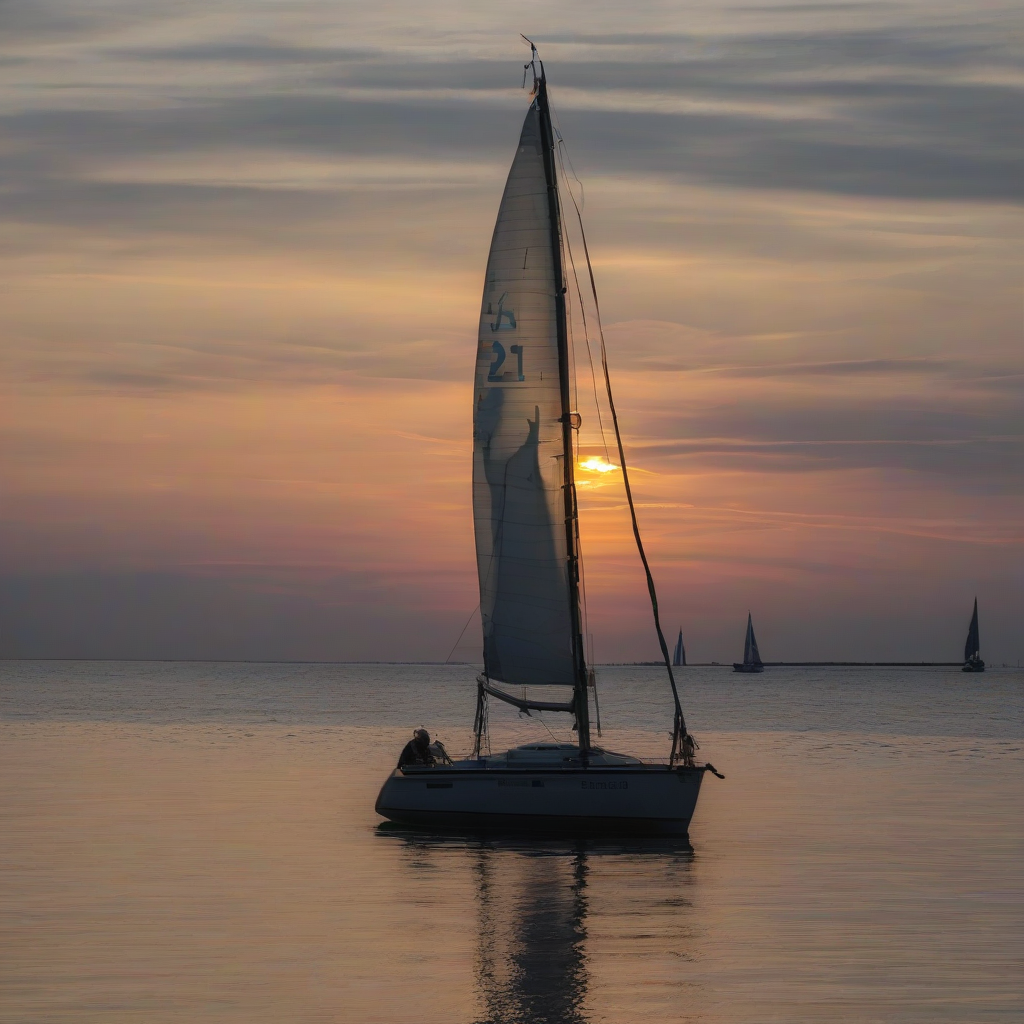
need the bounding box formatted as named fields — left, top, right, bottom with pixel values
left=1, top=662, right=1021, bottom=1023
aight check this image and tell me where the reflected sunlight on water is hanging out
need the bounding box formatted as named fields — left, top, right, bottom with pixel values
left=1, top=664, right=1022, bottom=1022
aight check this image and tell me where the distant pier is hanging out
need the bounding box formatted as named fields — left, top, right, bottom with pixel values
left=615, top=661, right=963, bottom=667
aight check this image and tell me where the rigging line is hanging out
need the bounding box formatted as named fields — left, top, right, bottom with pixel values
left=561, top=222, right=592, bottom=648
left=553, top=162, right=594, bottom=696
left=576, top=471, right=591, bottom=663
left=549, top=109, right=585, bottom=209
left=562, top=247, right=588, bottom=652
left=539, top=71, right=590, bottom=754
left=554, top=160, right=603, bottom=740
left=443, top=604, right=480, bottom=666
left=555, top=139, right=612, bottom=465
left=535, top=710, right=571, bottom=745
left=564, top=255, right=581, bottom=422
left=550, top=107, right=604, bottom=740
left=561, top=171, right=688, bottom=742
left=564, top=239, right=579, bottom=421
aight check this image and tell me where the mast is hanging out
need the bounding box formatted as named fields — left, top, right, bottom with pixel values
left=535, top=65, right=591, bottom=752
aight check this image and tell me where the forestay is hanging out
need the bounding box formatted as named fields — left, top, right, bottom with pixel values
left=472, top=101, right=573, bottom=687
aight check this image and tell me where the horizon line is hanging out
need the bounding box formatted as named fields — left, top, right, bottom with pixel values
left=0, top=658, right=999, bottom=668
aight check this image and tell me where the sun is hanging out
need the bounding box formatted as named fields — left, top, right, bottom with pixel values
left=578, top=457, right=619, bottom=473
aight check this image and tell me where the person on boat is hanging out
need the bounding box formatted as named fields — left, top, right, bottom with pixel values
left=398, top=728, right=435, bottom=768
left=681, top=732, right=697, bottom=768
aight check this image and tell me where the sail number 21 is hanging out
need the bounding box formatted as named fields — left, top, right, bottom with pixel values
left=487, top=341, right=525, bottom=383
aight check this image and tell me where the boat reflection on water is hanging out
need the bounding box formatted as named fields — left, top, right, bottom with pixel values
left=376, top=826, right=695, bottom=1024
left=474, top=845, right=589, bottom=1024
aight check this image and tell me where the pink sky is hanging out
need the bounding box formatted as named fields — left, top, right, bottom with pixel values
left=2, top=1, right=1021, bottom=662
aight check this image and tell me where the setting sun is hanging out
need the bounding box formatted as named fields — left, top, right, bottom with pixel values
left=579, top=457, right=619, bottom=473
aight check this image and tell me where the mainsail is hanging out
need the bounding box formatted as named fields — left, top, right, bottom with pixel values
left=469, top=52, right=683, bottom=758
left=964, top=598, right=980, bottom=662
left=743, top=614, right=762, bottom=667
left=673, top=629, right=686, bottom=667
left=472, top=92, right=578, bottom=690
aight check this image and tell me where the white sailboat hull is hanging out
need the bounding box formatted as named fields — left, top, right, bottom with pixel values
left=375, top=764, right=704, bottom=836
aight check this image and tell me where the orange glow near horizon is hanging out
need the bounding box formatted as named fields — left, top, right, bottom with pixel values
left=1, top=2, right=1021, bottom=662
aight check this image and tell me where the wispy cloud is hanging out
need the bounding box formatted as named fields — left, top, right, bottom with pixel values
left=700, top=357, right=954, bottom=377
left=1, top=0, right=1022, bottom=659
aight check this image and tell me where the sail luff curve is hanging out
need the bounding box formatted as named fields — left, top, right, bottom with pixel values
left=472, top=96, right=575, bottom=687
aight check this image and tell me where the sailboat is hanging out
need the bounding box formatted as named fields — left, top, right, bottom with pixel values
left=962, top=597, right=984, bottom=672
left=672, top=628, right=686, bottom=667
left=375, top=45, right=720, bottom=835
left=732, top=613, right=764, bottom=673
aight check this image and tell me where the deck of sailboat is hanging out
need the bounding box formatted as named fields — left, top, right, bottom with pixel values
left=397, top=762, right=705, bottom=775
left=399, top=741, right=706, bottom=774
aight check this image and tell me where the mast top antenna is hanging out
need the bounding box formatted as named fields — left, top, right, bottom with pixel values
left=520, top=35, right=543, bottom=91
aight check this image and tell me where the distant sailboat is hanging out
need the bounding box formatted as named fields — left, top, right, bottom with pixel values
left=672, top=628, right=686, bottom=667
left=962, top=598, right=984, bottom=673
left=733, top=613, right=764, bottom=673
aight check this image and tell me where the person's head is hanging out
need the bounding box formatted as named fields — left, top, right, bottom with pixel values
left=414, top=729, right=430, bottom=749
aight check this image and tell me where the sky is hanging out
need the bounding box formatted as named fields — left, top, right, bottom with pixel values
left=1, top=0, right=1022, bottom=664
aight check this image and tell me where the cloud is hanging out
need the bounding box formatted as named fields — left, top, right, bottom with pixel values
left=117, top=42, right=379, bottom=65
left=613, top=376, right=1024, bottom=481
left=2, top=0, right=1022, bottom=659
left=2, top=15, right=1022, bottom=201
left=632, top=436, right=1024, bottom=483
left=706, top=357, right=954, bottom=377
